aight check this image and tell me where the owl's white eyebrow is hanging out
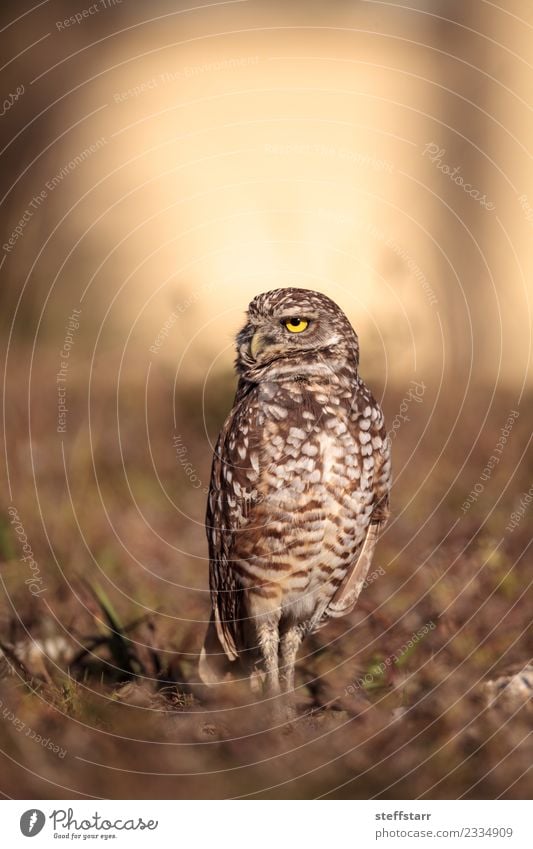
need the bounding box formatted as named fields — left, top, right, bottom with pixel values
left=279, top=313, right=317, bottom=320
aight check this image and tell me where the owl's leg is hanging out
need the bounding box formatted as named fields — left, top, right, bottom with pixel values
left=256, top=618, right=281, bottom=696
left=279, top=624, right=305, bottom=693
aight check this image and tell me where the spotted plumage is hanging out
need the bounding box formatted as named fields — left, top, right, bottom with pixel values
left=199, top=288, right=391, bottom=699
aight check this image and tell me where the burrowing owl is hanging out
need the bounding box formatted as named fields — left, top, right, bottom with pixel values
left=199, top=288, right=391, bottom=700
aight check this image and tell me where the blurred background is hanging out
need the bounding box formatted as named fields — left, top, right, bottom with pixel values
left=0, top=0, right=531, bottom=800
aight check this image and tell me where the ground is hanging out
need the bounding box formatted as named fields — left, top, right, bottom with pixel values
left=0, top=351, right=531, bottom=799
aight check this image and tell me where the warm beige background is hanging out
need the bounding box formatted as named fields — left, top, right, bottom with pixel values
left=2, top=0, right=531, bottom=389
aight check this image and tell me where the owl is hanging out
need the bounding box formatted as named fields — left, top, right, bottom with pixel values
left=199, top=288, right=391, bottom=702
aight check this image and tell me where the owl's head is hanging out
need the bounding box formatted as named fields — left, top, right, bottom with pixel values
left=236, top=288, right=359, bottom=380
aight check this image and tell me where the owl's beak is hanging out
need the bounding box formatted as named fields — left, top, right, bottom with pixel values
left=250, top=330, right=264, bottom=360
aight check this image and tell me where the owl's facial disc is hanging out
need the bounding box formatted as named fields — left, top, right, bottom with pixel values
left=247, top=309, right=343, bottom=365
left=250, top=315, right=312, bottom=359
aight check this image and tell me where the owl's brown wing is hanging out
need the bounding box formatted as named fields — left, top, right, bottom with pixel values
left=201, top=381, right=261, bottom=677
left=324, top=522, right=383, bottom=620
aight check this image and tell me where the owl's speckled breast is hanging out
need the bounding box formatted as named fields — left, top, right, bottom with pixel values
left=236, top=378, right=379, bottom=624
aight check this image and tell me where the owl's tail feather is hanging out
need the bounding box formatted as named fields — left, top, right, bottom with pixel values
left=198, top=612, right=237, bottom=685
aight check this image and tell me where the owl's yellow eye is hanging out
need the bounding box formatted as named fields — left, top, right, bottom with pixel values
left=284, top=318, right=309, bottom=333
